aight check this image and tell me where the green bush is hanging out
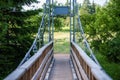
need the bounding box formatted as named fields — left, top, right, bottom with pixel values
left=0, top=46, right=20, bottom=79
left=99, top=36, right=120, bottom=62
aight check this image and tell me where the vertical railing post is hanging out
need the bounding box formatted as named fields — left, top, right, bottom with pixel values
left=70, top=0, right=71, bottom=41
left=73, top=0, right=75, bottom=42
left=48, top=0, right=51, bottom=42
left=70, top=0, right=72, bottom=42
left=52, top=0, right=54, bottom=41
left=70, top=0, right=74, bottom=42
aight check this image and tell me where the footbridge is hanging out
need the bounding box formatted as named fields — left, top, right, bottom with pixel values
left=5, top=0, right=112, bottom=80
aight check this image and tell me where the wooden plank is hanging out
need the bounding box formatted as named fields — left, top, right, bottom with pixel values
left=69, top=58, right=78, bottom=80
left=32, top=49, right=53, bottom=80
left=71, top=41, right=112, bottom=80
left=4, top=68, right=26, bottom=80
left=4, top=41, right=53, bottom=80
left=70, top=54, right=82, bottom=80
left=49, top=54, right=73, bottom=80
left=44, top=58, right=55, bottom=80
left=91, top=68, right=112, bottom=80
left=39, top=54, right=53, bottom=80
left=71, top=49, right=88, bottom=80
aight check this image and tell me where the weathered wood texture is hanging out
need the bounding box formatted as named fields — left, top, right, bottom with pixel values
left=49, top=54, right=73, bottom=80
left=4, top=41, right=53, bottom=80
left=70, top=41, right=112, bottom=80
left=4, top=41, right=112, bottom=80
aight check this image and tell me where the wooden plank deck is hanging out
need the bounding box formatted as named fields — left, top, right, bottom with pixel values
left=49, top=54, right=73, bottom=80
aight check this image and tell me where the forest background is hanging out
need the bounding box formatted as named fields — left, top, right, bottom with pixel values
left=0, top=0, right=120, bottom=79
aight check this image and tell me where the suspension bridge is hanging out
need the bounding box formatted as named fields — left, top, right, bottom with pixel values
left=5, top=0, right=112, bottom=80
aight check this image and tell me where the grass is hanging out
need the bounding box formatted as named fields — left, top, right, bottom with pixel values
left=54, top=32, right=70, bottom=53
left=54, top=31, right=120, bottom=80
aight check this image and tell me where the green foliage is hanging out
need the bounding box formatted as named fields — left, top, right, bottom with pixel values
left=94, top=0, right=120, bottom=62
left=80, top=0, right=95, bottom=15
left=96, top=53, right=120, bottom=80
left=54, top=17, right=65, bottom=31
left=0, top=10, right=42, bottom=78
left=0, top=0, right=38, bottom=7
left=78, top=1, right=120, bottom=78
left=0, top=0, right=42, bottom=79
left=80, top=0, right=120, bottom=62
left=0, top=46, right=22, bottom=79
left=99, top=34, right=120, bottom=62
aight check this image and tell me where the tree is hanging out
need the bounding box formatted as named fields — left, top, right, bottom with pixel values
left=98, top=0, right=120, bottom=62
left=0, top=0, right=41, bottom=79
left=80, top=0, right=95, bottom=15
left=54, top=17, right=65, bottom=31
left=80, top=0, right=120, bottom=62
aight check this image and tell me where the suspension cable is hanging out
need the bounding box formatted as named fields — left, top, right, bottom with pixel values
left=18, top=3, right=48, bottom=67
left=77, top=15, right=101, bottom=66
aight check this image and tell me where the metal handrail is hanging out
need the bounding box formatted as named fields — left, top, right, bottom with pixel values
left=77, top=15, right=100, bottom=66
left=71, top=41, right=112, bottom=80
left=77, top=15, right=112, bottom=79
left=5, top=41, right=53, bottom=80
left=18, top=8, right=47, bottom=67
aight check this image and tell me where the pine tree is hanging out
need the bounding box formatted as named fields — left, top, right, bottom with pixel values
left=80, top=0, right=95, bottom=14
left=0, top=0, right=40, bottom=79
left=82, top=0, right=91, bottom=8
left=91, top=0, right=95, bottom=13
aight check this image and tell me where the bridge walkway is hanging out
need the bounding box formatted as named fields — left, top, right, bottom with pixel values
left=49, top=54, right=73, bottom=80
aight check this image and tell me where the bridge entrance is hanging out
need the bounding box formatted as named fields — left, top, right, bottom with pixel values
left=5, top=0, right=112, bottom=80
left=46, top=1, right=75, bottom=79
